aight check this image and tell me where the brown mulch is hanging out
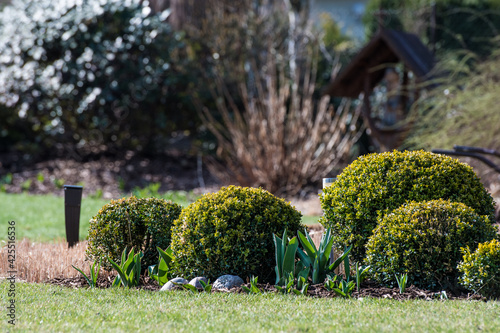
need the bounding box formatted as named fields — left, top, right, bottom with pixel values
left=45, top=276, right=485, bottom=301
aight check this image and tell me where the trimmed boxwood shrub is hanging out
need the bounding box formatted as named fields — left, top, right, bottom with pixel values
left=458, top=238, right=500, bottom=299
left=86, top=196, right=182, bottom=270
left=170, top=186, right=304, bottom=282
left=319, top=150, right=495, bottom=262
left=365, top=199, right=497, bottom=290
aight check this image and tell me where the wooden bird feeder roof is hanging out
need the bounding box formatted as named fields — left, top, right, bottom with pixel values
left=323, top=29, right=436, bottom=98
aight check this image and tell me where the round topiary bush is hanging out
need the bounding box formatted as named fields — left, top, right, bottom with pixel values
left=458, top=238, right=500, bottom=299
left=365, top=199, right=498, bottom=290
left=170, top=185, right=304, bottom=282
left=319, top=150, right=495, bottom=262
left=86, top=196, right=182, bottom=270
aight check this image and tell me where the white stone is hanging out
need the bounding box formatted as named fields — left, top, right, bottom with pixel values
left=189, top=277, right=208, bottom=289
left=212, top=275, right=244, bottom=290
left=160, top=277, right=188, bottom=291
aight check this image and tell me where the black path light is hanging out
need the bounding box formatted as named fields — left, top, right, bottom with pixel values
left=64, top=185, right=83, bottom=248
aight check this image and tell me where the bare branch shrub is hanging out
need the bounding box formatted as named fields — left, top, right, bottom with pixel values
left=200, top=48, right=362, bottom=196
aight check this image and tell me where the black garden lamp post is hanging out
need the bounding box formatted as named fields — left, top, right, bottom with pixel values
left=64, top=185, right=83, bottom=248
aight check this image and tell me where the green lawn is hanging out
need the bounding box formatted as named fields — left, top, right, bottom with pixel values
left=1, top=282, right=499, bottom=332
left=0, top=192, right=321, bottom=242
left=0, top=192, right=109, bottom=242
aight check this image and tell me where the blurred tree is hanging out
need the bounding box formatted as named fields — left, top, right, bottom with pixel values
left=0, top=0, right=191, bottom=157
left=363, top=0, right=500, bottom=57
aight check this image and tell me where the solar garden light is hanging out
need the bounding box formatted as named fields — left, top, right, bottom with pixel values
left=322, top=178, right=336, bottom=189
left=64, top=185, right=83, bottom=248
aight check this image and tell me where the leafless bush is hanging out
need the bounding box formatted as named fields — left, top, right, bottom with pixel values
left=200, top=51, right=362, bottom=196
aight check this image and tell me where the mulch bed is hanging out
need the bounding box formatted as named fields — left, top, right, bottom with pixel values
left=45, top=276, right=485, bottom=301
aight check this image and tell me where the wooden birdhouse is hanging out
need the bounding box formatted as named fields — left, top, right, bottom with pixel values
left=323, top=28, right=435, bottom=151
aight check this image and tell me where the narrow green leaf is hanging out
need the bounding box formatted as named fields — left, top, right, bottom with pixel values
left=199, top=280, right=212, bottom=293
left=318, top=228, right=331, bottom=253
left=157, top=246, right=173, bottom=266
left=323, top=236, right=335, bottom=263
left=274, top=266, right=281, bottom=285
left=283, top=236, right=299, bottom=276
left=304, top=228, right=318, bottom=253
left=124, top=248, right=136, bottom=276
left=280, top=229, right=287, bottom=268
left=273, top=233, right=284, bottom=283
left=312, top=257, right=320, bottom=284
left=296, top=248, right=312, bottom=268
left=328, top=245, right=352, bottom=271
left=298, top=230, right=317, bottom=261
left=182, top=284, right=198, bottom=293
left=109, top=258, right=129, bottom=288
left=94, top=260, right=101, bottom=285
left=120, top=247, right=128, bottom=268
left=344, top=247, right=350, bottom=279
left=333, top=288, right=346, bottom=297
left=72, top=265, right=92, bottom=287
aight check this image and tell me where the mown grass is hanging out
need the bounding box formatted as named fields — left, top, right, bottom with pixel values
left=1, top=282, right=499, bottom=332
left=0, top=192, right=109, bottom=242
left=0, top=192, right=321, bottom=242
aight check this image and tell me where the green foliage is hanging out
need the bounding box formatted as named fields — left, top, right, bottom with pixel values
left=395, top=273, right=408, bottom=294
left=319, top=150, right=495, bottom=263
left=86, top=196, right=182, bottom=270
left=333, top=279, right=356, bottom=298
left=365, top=199, right=498, bottom=290
left=318, top=13, right=354, bottom=52
left=363, top=0, right=500, bottom=56
left=0, top=0, right=191, bottom=155
left=405, top=53, right=500, bottom=153
left=296, top=228, right=352, bottom=284
left=147, top=246, right=174, bottom=286
left=355, top=263, right=370, bottom=293
left=274, top=272, right=309, bottom=296
left=133, top=182, right=161, bottom=198
left=177, top=279, right=213, bottom=293
left=199, top=279, right=213, bottom=293
left=109, top=247, right=143, bottom=288
left=170, top=186, right=304, bottom=282
left=324, top=273, right=359, bottom=298
left=273, top=229, right=308, bottom=286
left=72, top=259, right=101, bottom=289
left=458, top=239, right=500, bottom=299
left=324, top=275, right=338, bottom=291
left=242, top=276, right=262, bottom=294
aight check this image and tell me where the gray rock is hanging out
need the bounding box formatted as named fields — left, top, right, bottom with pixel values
left=212, top=275, right=244, bottom=290
left=189, top=277, right=208, bottom=289
left=160, top=277, right=188, bottom=291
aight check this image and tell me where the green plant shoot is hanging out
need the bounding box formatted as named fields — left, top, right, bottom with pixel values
left=148, top=246, right=174, bottom=286
left=199, top=279, right=212, bottom=293
left=396, top=273, right=408, bottom=294
left=109, top=247, right=143, bottom=288
left=296, top=228, right=352, bottom=284
left=333, top=279, right=355, bottom=298
left=274, top=229, right=300, bottom=286
left=242, top=276, right=262, bottom=294
left=355, top=263, right=370, bottom=292
left=72, top=259, right=101, bottom=288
